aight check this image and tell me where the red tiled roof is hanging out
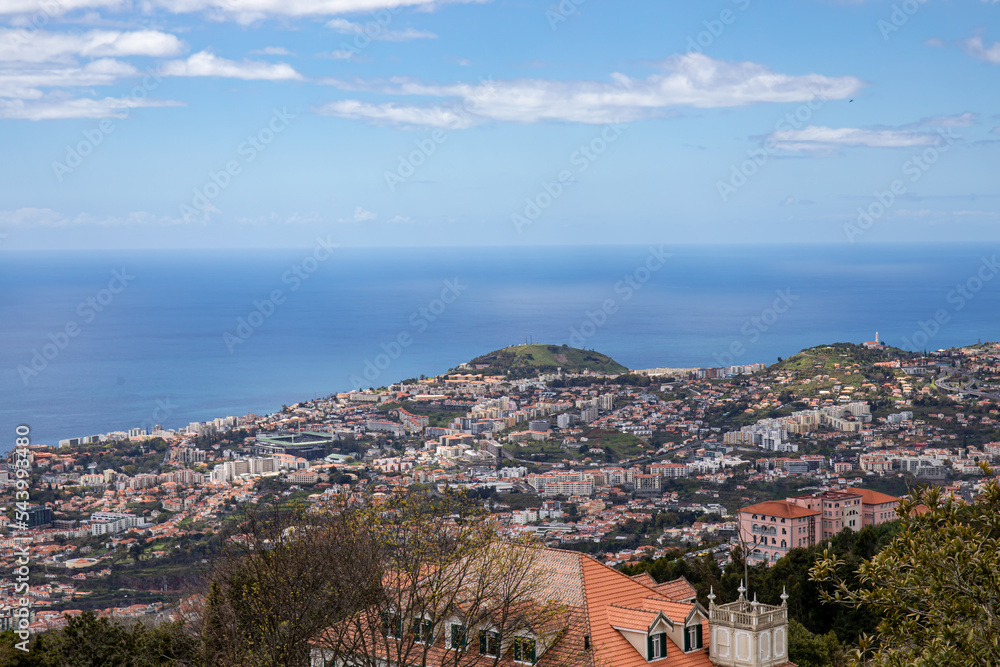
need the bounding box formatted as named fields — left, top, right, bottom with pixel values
left=579, top=554, right=711, bottom=667
left=739, top=500, right=820, bottom=519
left=607, top=604, right=664, bottom=632
left=310, top=547, right=778, bottom=667
left=628, top=572, right=657, bottom=588
left=858, top=489, right=899, bottom=505
left=654, top=577, right=698, bottom=602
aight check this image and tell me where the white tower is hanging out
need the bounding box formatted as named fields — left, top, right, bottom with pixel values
left=707, top=584, right=789, bottom=667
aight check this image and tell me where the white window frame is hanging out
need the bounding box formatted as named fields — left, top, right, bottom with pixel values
left=650, top=633, right=665, bottom=659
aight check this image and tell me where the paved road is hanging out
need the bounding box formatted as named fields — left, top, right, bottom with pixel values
left=935, top=369, right=1000, bottom=401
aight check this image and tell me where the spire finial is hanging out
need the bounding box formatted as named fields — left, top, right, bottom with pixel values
left=707, top=586, right=716, bottom=606
left=738, top=580, right=746, bottom=599
left=780, top=586, right=789, bottom=606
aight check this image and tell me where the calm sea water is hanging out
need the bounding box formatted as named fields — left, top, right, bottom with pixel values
left=2, top=244, right=999, bottom=447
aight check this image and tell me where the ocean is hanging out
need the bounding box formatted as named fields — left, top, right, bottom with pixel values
left=2, top=243, right=999, bottom=447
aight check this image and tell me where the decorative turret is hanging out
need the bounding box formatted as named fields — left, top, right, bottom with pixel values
left=707, top=583, right=789, bottom=667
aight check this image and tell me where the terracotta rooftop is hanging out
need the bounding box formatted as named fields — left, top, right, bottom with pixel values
left=739, top=500, right=820, bottom=519
left=627, top=571, right=657, bottom=588
left=654, top=576, right=698, bottom=602
left=858, top=489, right=900, bottom=505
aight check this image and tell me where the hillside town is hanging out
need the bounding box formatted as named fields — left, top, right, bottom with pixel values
left=3, top=341, right=1000, bottom=635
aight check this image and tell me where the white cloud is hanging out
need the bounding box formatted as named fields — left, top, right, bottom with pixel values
left=0, top=0, right=126, bottom=16
left=249, top=46, right=293, bottom=55
left=0, top=208, right=187, bottom=225
left=0, top=207, right=69, bottom=226
left=386, top=214, right=413, bottom=223
left=953, top=210, right=1000, bottom=217
left=320, top=54, right=863, bottom=127
left=353, top=206, right=376, bottom=222
left=0, top=95, right=183, bottom=119
left=0, top=0, right=482, bottom=16
left=768, top=125, right=943, bottom=152
left=160, top=50, right=302, bottom=80
left=0, top=29, right=185, bottom=63
left=316, top=99, right=474, bottom=128
left=924, top=37, right=945, bottom=48
left=326, top=18, right=435, bottom=41
left=322, top=50, right=357, bottom=60
left=913, top=112, right=978, bottom=128
left=0, top=58, right=137, bottom=98
left=234, top=212, right=322, bottom=225
left=183, top=0, right=484, bottom=21
left=961, top=36, right=1000, bottom=64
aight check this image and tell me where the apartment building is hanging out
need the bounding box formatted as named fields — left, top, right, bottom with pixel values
left=739, top=488, right=900, bottom=565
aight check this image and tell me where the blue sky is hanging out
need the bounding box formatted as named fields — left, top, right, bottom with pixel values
left=0, top=0, right=997, bottom=249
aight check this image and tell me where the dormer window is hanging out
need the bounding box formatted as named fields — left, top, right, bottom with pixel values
left=684, top=624, right=703, bottom=652
left=647, top=631, right=667, bottom=660
left=479, top=629, right=500, bottom=657
left=512, top=636, right=537, bottom=664
left=449, top=623, right=468, bottom=650
left=412, top=618, right=434, bottom=644
left=382, top=611, right=402, bottom=639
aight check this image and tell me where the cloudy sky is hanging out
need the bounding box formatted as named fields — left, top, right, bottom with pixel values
left=0, top=0, right=997, bottom=249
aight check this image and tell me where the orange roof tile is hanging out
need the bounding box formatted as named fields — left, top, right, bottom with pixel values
left=654, top=577, right=698, bottom=602
left=628, top=572, right=658, bottom=588
left=579, top=554, right=711, bottom=667
left=607, top=604, right=665, bottom=632
left=858, top=489, right=899, bottom=505
left=739, top=500, right=820, bottom=519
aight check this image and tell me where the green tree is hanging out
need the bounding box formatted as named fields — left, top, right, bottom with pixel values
left=812, top=474, right=1000, bottom=666
left=129, top=541, right=144, bottom=563
left=789, top=619, right=847, bottom=667
left=0, top=613, right=198, bottom=666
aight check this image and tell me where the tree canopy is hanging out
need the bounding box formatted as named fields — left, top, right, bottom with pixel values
left=811, top=474, right=1000, bottom=666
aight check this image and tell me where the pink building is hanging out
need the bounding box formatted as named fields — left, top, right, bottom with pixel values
left=858, top=488, right=900, bottom=526
left=739, top=489, right=900, bottom=566
left=786, top=489, right=863, bottom=540
left=737, top=501, right=820, bottom=566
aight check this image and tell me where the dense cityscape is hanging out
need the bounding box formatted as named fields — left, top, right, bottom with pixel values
left=5, top=339, right=999, bottom=651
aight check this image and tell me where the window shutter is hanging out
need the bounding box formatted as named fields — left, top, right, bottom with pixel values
left=479, top=631, right=487, bottom=654
left=683, top=627, right=689, bottom=652
left=660, top=633, right=667, bottom=655
left=647, top=633, right=654, bottom=660
left=528, top=639, right=536, bottom=663
left=696, top=624, right=703, bottom=648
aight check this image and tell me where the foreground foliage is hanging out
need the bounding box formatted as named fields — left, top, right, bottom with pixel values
left=0, top=613, right=198, bottom=666
left=811, top=476, right=1000, bottom=667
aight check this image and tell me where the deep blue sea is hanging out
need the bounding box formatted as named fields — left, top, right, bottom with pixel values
left=3, top=244, right=1000, bottom=448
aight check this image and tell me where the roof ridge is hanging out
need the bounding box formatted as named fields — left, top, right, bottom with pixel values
left=607, top=603, right=659, bottom=613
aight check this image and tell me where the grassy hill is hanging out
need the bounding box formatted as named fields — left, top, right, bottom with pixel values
left=459, top=344, right=628, bottom=379
left=773, top=342, right=913, bottom=373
